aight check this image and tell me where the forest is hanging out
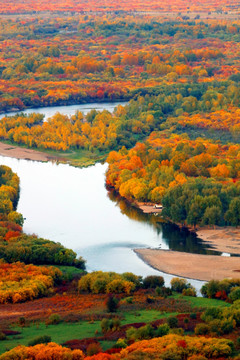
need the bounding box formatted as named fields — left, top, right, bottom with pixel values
left=1, top=2, right=240, bottom=360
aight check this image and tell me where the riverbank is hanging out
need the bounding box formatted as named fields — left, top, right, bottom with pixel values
left=0, top=141, right=107, bottom=167
left=134, top=201, right=163, bottom=214
left=196, top=226, right=240, bottom=255
left=0, top=142, right=62, bottom=162
left=134, top=249, right=240, bottom=281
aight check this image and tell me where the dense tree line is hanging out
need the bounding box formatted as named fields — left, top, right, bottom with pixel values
left=106, top=132, right=240, bottom=227
left=1, top=0, right=239, bottom=14
left=0, top=234, right=85, bottom=268
left=0, top=13, right=240, bottom=112
left=1, top=80, right=240, bottom=153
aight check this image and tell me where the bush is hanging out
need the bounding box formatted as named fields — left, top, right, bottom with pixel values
left=201, top=279, right=240, bottom=299
left=216, top=318, right=235, bottom=335
left=122, top=272, right=142, bottom=288
left=201, top=307, right=222, bottom=322
left=167, top=316, right=178, bottom=328
left=201, top=280, right=220, bottom=298
left=143, top=275, right=164, bottom=289
left=28, top=335, right=52, bottom=347
left=101, top=318, right=111, bottom=333
left=190, top=313, right=197, bottom=320
left=115, top=338, right=127, bottom=349
left=86, top=342, right=102, bottom=356
left=106, top=294, right=119, bottom=313
left=208, top=319, right=222, bottom=335
left=78, top=271, right=135, bottom=294
left=156, top=323, right=170, bottom=337
left=136, top=324, right=154, bottom=340
left=156, top=286, right=172, bottom=297
left=106, top=279, right=135, bottom=294
left=126, top=324, right=154, bottom=341
left=182, top=287, right=196, bottom=297
left=170, top=278, right=189, bottom=292
left=229, top=287, right=240, bottom=302
left=112, top=318, right=121, bottom=331
left=194, top=323, right=210, bottom=335
left=46, top=313, right=61, bottom=325
left=126, top=327, right=137, bottom=341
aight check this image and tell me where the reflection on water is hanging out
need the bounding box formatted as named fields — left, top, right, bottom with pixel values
left=161, top=223, right=223, bottom=255
left=108, top=189, right=222, bottom=256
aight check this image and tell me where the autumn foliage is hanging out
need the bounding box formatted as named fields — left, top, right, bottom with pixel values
left=115, top=334, right=234, bottom=359
left=0, top=342, right=84, bottom=360
left=0, top=335, right=234, bottom=360
left=0, top=262, right=62, bottom=303
left=0, top=0, right=239, bottom=14
left=106, top=131, right=240, bottom=226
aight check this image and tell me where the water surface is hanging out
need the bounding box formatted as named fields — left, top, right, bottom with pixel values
left=0, top=156, right=204, bottom=289
left=0, top=101, right=128, bottom=120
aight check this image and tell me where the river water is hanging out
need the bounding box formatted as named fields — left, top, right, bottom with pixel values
left=0, top=101, right=128, bottom=120
left=0, top=102, right=206, bottom=289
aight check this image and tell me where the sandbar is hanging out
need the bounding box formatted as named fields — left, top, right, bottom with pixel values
left=134, top=248, right=240, bottom=281
left=196, top=226, right=240, bottom=255
left=0, top=141, right=61, bottom=162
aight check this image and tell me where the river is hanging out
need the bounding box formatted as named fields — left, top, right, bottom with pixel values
left=0, top=101, right=128, bottom=120
left=0, top=102, right=205, bottom=290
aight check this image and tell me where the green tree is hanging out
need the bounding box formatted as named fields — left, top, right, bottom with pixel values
left=203, top=206, right=222, bottom=226
left=225, top=198, right=240, bottom=226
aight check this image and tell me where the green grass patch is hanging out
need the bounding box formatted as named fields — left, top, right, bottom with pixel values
left=0, top=321, right=100, bottom=355
left=121, top=309, right=178, bottom=325
left=41, top=147, right=107, bottom=167
left=171, top=293, right=230, bottom=309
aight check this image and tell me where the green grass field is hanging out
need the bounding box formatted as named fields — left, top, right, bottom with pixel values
left=0, top=309, right=176, bottom=354
left=172, top=294, right=231, bottom=309
left=121, top=309, right=179, bottom=325
left=0, top=294, right=231, bottom=355
left=0, top=321, right=100, bottom=354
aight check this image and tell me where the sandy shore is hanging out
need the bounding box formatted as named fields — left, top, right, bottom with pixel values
left=135, top=249, right=240, bottom=281
left=135, top=201, right=163, bottom=214
left=0, top=142, right=62, bottom=162
left=196, top=227, right=240, bottom=255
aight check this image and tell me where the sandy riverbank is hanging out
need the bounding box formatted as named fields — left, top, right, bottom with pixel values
left=196, top=227, right=240, bottom=255
left=0, top=142, right=62, bottom=162
left=135, top=201, right=163, bottom=214
left=134, top=248, right=240, bottom=281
